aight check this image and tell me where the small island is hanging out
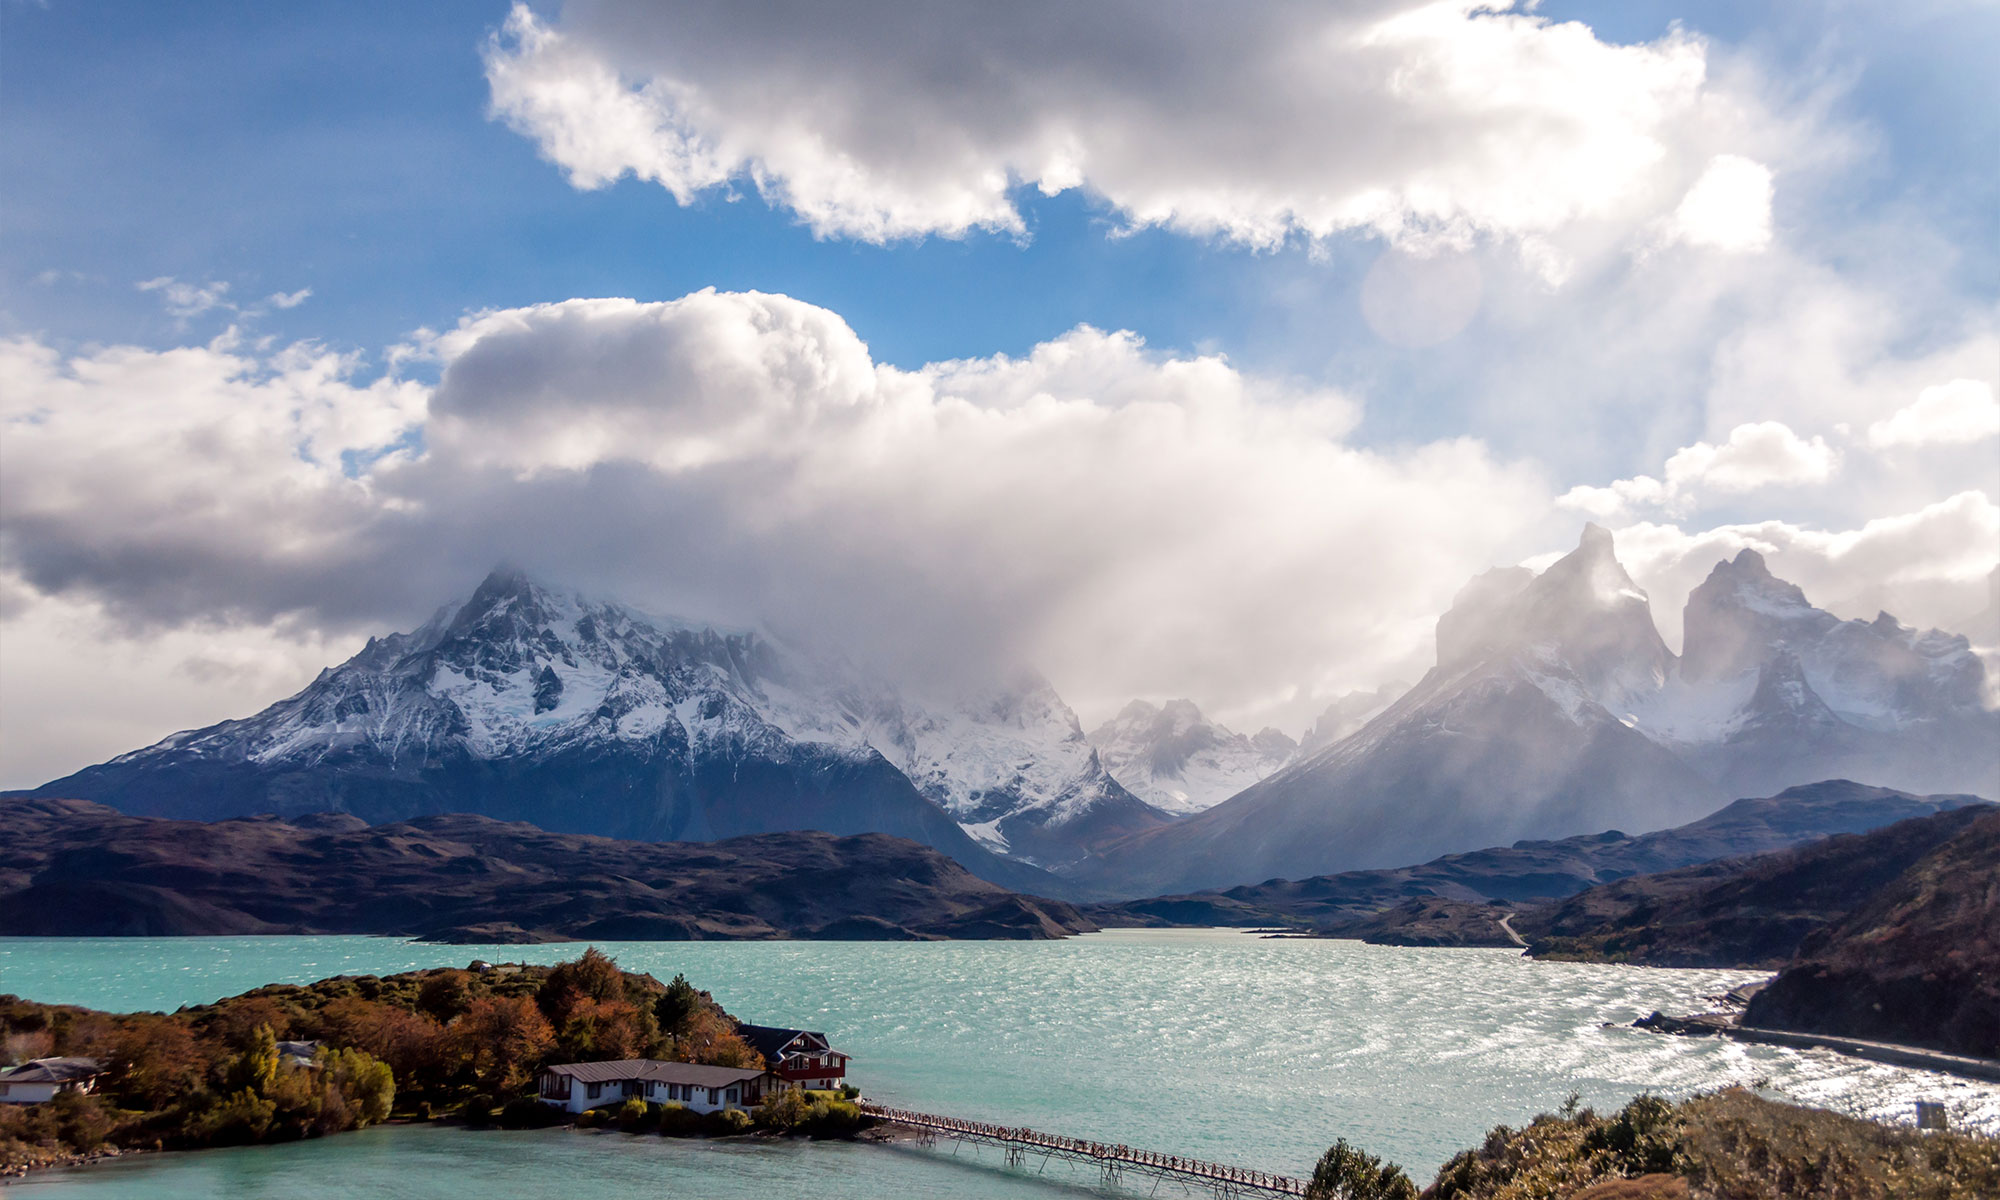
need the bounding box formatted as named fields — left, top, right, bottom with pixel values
left=0, top=949, right=866, bottom=1176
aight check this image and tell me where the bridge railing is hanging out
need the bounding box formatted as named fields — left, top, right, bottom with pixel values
left=858, top=1103, right=1307, bottom=1194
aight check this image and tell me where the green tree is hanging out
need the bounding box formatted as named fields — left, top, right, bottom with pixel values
left=227, top=1024, right=281, bottom=1097
left=1582, top=1092, right=1681, bottom=1176
left=756, top=1085, right=811, bottom=1130
left=321, top=1046, right=396, bottom=1127
left=654, top=974, right=702, bottom=1039
left=190, top=1089, right=278, bottom=1146
left=1305, top=1138, right=1418, bottom=1200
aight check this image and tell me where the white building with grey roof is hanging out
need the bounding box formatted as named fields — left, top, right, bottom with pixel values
left=0, top=1058, right=104, bottom=1105
left=536, top=1059, right=777, bottom=1115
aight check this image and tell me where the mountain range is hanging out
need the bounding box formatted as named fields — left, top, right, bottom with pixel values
left=26, top=526, right=1997, bottom=900
left=1067, top=525, right=1997, bottom=896
left=28, top=569, right=1170, bottom=892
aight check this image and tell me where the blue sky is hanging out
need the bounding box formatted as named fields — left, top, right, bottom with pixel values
left=2, top=0, right=1995, bottom=784
left=6, top=2, right=1279, bottom=370
left=5, top=2, right=1995, bottom=460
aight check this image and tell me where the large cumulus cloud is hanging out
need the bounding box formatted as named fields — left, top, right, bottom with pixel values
left=1, top=290, right=1547, bottom=782
left=4, top=287, right=1994, bottom=787
left=484, top=0, right=1772, bottom=267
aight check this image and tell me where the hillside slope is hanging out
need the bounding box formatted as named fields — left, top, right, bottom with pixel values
left=1743, top=808, right=2000, bottom=1058
left=1092, top=781, right=1987, bottom=930
left=1515, top=805, right=1992, bottom=968
left=0, top=796, right=1095, bottom=941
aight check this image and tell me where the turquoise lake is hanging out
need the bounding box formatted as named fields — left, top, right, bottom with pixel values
left=4, top=930, right=1996, bottom=1197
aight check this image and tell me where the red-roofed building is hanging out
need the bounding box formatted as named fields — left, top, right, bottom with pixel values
left=734, top=1025, right=850, bottom=1091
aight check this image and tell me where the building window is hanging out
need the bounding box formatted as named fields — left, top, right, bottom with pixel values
left=586, top=1082, right=601, bottom=1100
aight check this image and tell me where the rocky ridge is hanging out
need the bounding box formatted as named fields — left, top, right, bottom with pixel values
left=0, top=795, right=1096, bottom=941
left=1089, top=780, right=1989, bottom=931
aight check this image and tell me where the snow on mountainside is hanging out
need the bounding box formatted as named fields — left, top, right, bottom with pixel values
left=1637, top=548, right=1996, bottom=797
left=1086, top=699, right=1296, bottom=815
left=1297, top=682, right=1410, bottom=758
left=1070, top=524, right=1998, bottom=898
left=126, top=568, right=870, bottom=776
left=33, top=569, right=1153, bottom=884
left=864, top=674, right=1171, bottom=865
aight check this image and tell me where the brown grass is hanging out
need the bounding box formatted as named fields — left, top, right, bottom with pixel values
left=1421, top=1088, right=2000, bottom=1200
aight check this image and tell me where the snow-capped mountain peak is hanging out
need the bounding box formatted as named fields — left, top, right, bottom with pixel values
left=1071, top=525, right=1996, bottom=898
left=1086, top=698, right=1297, bottom=815
left=869, top=670, right=1155, bottom=857
left=62, top=567, right=1161, bottom=874
left=1433, top=524, right=1671, bottom=716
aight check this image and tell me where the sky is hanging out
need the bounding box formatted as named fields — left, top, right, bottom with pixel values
left=2, top=0, right=1997, bottom=788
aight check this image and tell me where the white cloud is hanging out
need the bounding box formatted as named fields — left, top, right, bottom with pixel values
left=0, top=334, right=428, bottom=629
left=0, top=289, right=1550, bottom=784
left=136, top=276, right=233, bottom=320
left=1663, top=420, right=1836, bottom=492
left=483, top=1, right=1765, bottom=257
left=1660, top=154, right=1773, bottom=253
left=1869, top=379, right=2000, bottom=448
left=1559, top=420, right=1837, bottom=518
left=1607, top=491, right=2000, bottom=650
left=267, top=287, right=314, bottom=310
left=0, top=575, right=363, bottom=792
left=5, top=287, right=1993, bottom=784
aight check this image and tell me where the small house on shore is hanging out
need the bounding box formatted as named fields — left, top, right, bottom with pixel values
left=735, top=1025, right=850, bottom=1091
left=0, top=1058, right=104, bottom=1105
left=536, top=1060, right=777, bottom=1115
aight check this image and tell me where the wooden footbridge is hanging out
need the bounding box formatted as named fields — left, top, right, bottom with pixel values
left=859, top=1103, right=1309, bottom=1196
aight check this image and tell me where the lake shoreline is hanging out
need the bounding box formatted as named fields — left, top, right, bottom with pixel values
left=5, top=930, right=1995, bottom=1189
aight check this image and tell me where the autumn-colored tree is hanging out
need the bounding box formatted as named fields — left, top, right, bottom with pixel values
left=416, top=971, right=475, bottom=1023
left=554, top=996, right=658, bottom=1063
left=453, top=996, right=554, bottom=1092
left=212, top=997, right=293, bottom=1050
left=2, top=1028, right=54, bottom=1065
left=107, top=1016, right=206, bottom=1110
left=536, top=947, right=625, bottom=1028
left=315, top=997, right=447, bottom=1083
left=672, top=1008, right=763, bottom=1070
left=314, top=1082, right=355, bottom=1138
left=43, top=1007, right=121, bottom=1062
